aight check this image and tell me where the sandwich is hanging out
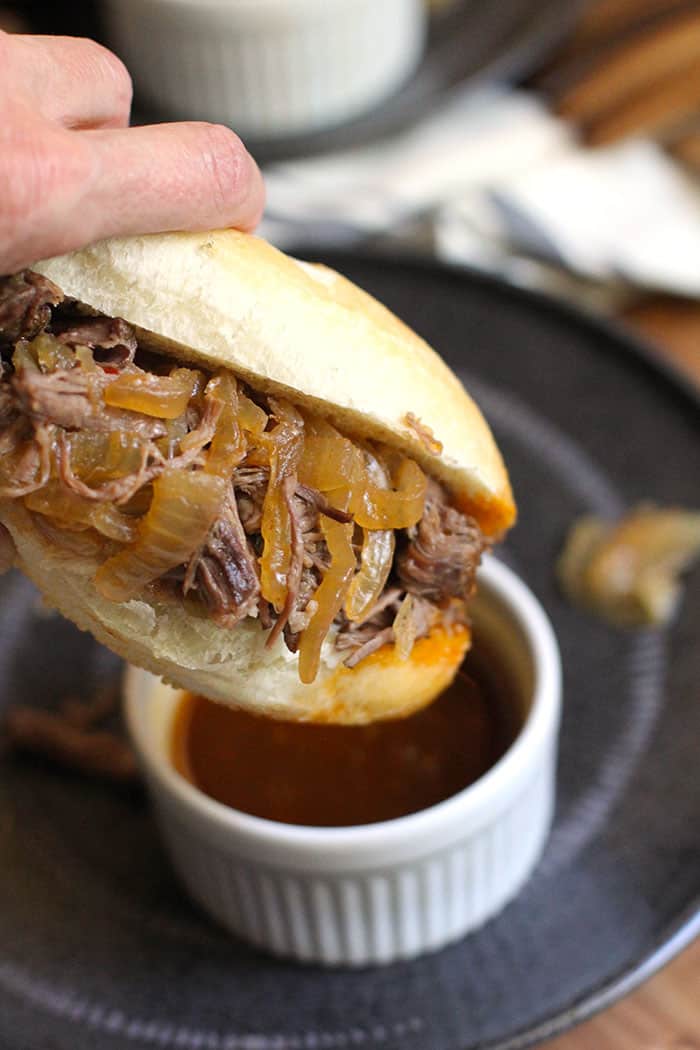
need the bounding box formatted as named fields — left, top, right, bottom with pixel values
left=0, top=231, right=515, bottom=723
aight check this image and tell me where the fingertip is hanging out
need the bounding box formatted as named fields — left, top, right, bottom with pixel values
left=195, top=123, right=265, bottom=231
left=236, top=149, right=266, bottom=231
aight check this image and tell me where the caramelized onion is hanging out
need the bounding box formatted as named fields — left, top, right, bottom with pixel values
left=74, top=345, right=100, bottom=373
left=67, top=431, right=147, bottom=483
left=260, top=406, right=304, bottom=611
left=298, top=517, right=356, bottom=684
left=89, top=503, right=139, bottom=543
left=238, top=393, right=268, bottom=435
left=298, top=420, right=362, bottom=493
left=33, top=514, right=108, bottom=561
left=24, top=483, right=138, bottom=543
left=31, top=333, right=76, bottom=373
left=104, top=368, right=198, bottom=419
left=299, top=422, right=427, bottom=529
left=205, top=372, right=247, bottom=479
left=159, top=414, right=189, bottom=458
left=12, top=341, right=41, bottom=374
left=25, top=483, right=95, bottom=526
left=344, top=527, right=395, bottom=621
left=353, top=458, right=426, bottom=530
left=392, top=593, right=417, bottom=661
left=0, top=423, right=52, bottom=498
left=95, top=469, right=225, bottom=601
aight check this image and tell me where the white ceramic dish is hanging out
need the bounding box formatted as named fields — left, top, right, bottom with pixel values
left=124, top=555, right=561, bottom=966
left=103, top=0, right=427, bottom=137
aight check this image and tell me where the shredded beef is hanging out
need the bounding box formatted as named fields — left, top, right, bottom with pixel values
left=188, top=494, right=260, bottom=626
left=12, top=367, right=167, bottom=438
left=0, top=272, right=62, bottom=347
left=234, top=466, right=268, bottom=534
left=0, top=423, right=53, bottom=498
left=344, top=627, right=395, bottom=668
left=397, top=479, right=486, bottom=602
left=295, top=484, right=353, bottom=524
left=335, top=591, right=439, bottom=668
left=0, top=383, right=17, bottom=426
left=53, top=315, right=137, bottom=368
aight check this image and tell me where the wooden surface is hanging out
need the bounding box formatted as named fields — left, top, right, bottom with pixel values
left=624, top=297, right=700, bottom=384
left=539, top=6, right=700, bottom=1045
left=546, top=935, right=700, bottom=1049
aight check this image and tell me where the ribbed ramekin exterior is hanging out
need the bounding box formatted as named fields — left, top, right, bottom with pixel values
left=125, top=557, right=561, bottom=966
left=103, top=0, right=426, bottom=136
left=151, top=752, right=554, bottom=965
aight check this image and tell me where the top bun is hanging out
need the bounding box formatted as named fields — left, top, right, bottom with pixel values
left=33, top=230, right=515, bottom=536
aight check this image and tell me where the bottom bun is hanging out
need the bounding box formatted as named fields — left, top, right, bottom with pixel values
left=1, top=502, right=470, bottom=724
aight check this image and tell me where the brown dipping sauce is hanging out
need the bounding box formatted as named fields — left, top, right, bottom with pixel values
left=171, top=642, right=521, bottom=827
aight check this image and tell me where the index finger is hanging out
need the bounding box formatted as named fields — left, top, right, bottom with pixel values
left=82, top=121, right=266, bottom=238
left=1, top=32, right=133, bottom=130
left=0, top=119, right=266, bottom=272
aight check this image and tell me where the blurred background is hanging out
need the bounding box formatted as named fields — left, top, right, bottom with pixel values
left=3, top=0, right=700, bottom=387
left=1, top=1, right=698, bottom=1043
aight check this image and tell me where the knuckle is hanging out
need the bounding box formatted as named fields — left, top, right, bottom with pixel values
left=0, top=129, right=51, bottom=227
left=0, top=120, right=91, bottom=245
left=84, top=39, right=133, bottom=111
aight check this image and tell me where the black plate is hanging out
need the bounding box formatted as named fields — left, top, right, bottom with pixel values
left=130, top=0, right=581, bottom=163
left=1, top=256, right=699, bottom=1050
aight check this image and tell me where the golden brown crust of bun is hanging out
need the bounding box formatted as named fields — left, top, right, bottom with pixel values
left=1, top=501, right=470, bottom=724
left=33, top=230, right=515, bottom=535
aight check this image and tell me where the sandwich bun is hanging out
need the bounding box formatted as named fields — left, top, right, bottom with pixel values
left=2, top=231, right=514, bottom=723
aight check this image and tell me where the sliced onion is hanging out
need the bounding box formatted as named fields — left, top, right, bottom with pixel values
left=32, top=333, right=76, bottom=373
left=344, top=528, right=395, bottom=621
left=32, top=515, right=108, bottom=561
left=238, top=393, right=268, bottom=435
left=25, top=483, right=95, bottom=527
left=12, top=341, right=40, bottom=373
left=352, top=458, right=426, bottom=530
left=240, top=444, right=272, bottom=469
left=158, top=413, right=190, bottom=458
left=95, top=468, right=225, bottom=601
left=24, top=482, right=138, bottom=543
left=103, top=368, right=198, bottom=419
left=299, top=421, right=427, bottom=529
left=298, top=517, right=356, bottom=684
left=74, top=346, right=99, bottom=373
left=298, top=419, right=362, bottom=493
left=67, top=431, right=146, bottom=483
left=392, top=593, right=417, bottom=661
left=204, top=372, right=247, bottom=478
left=89, top=503, right=139, bottom=543
left=259, top=417, right=303, bottom=611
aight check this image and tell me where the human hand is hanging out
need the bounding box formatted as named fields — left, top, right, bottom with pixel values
left=0, top=30, right=265, bottom=274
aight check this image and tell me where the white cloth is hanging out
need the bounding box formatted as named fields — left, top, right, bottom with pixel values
left=259, top=84, right=700, bottom=302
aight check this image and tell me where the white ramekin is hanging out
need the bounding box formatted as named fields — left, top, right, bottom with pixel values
left=103, top=0, right=427, bottom=138
left=124, top=556, right=561, bottom=966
